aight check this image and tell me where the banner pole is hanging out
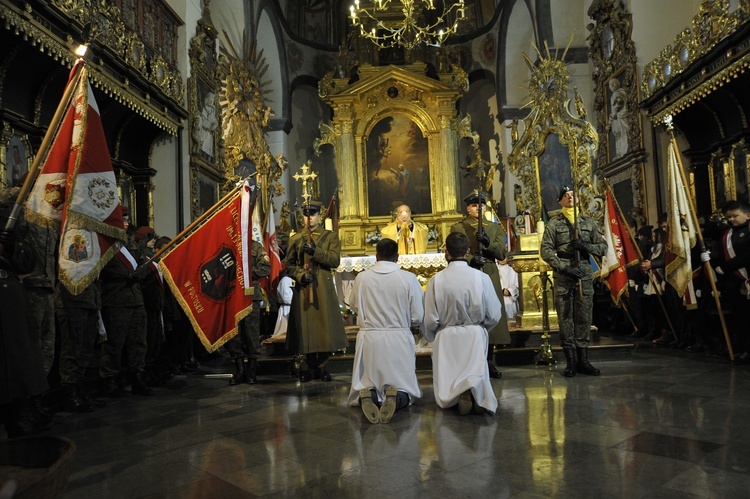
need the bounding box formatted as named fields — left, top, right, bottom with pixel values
left=664, top=117, right=733, bottom=361
left=2, top=61, right=85, bottom=247
left=603, top=179, right=677, bottom=340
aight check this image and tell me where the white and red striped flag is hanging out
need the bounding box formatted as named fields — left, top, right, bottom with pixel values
left=264, top=204, right=282, bottom=293
left=665, top=142, right=698, bottom=309
left=25, top=61, right=126, bottom=295
left=600, top=189, right=639, bottom=304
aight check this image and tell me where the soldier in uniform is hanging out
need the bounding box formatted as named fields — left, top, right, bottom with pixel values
left=226, top=239, right=271, bottom=385
left=99, top=245, right=153, bottom=397
left=540, top=186, right=607, bottom=377
left=0, top=202, right=49, bottom=437
left=450, top=191, right=509, bottom=379
left=284, top=199, right=347, bottom=382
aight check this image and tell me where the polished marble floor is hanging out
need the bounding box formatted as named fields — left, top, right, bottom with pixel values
left=42, top=349, right=750, bottom=498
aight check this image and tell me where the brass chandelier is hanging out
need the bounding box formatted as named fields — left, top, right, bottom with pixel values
left=349, top=0, right=466, bottom=50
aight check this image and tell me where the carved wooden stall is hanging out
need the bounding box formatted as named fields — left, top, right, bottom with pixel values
left=642, top=1, right=750, bottom=214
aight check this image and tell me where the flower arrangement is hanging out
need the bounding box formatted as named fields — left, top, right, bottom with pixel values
left=365, top=226, right=382, bottom=245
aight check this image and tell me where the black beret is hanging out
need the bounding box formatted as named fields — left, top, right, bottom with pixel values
left=558, top=186, right=573, bottom=201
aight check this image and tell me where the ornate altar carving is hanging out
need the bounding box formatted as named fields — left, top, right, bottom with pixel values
left=187, top=3, right=224, bottom=219
left=588, top=0, right=646, bottom=227
left=315, top=62, right=469, bottom=255
left=507, top=43, right=600, bottom=329
left=0, top=1, right=183, bottom=134
left=508, top=44, right=601, bottom=223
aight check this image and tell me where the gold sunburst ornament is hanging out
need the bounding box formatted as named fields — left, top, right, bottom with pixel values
left=218, top=29, right=284, bottom=190
left=522, top=40, right=572, bottom=119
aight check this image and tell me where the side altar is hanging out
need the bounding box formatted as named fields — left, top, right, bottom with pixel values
left=314, top=62, right=472, bottom=254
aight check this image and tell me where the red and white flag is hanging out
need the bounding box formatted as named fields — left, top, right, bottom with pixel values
left=264, top=205, right=282, bottom=293
left=600, top=189, right=639, bottom=304
left=665, top=142, right=698, bottom=309
left=158, top=184, right=254, bottom=352
left=25, top=61, right=126, bottom=295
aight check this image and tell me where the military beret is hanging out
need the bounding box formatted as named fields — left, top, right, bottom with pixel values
left=558, top=185, right=573, bottom=201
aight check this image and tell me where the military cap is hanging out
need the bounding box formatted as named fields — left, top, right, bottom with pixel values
left=301, top=200, right=323, bottom=215
left=557, top=185, right=573, bottom=201
left=463, top=191, right=488, bottom=205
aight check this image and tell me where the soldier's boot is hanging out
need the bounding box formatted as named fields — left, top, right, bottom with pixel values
left=563, top=348, right=577, bottom=377
left=77, top=384, right=106, bottom=409
left=576, top=347, right=601, bottom=376
left=101, top=376, right=131, bottom=398
left=246, top=358, right=258, bottom=385
left=131, top=373, right=155, bottom=396
left=229, top=358, right=246, bottom=385
left=63, top=384, right=95, bottom=413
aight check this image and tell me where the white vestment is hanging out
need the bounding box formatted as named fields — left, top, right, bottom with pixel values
left=498, top=263, right=519, bottom=319
left=347, top=261, right=424, bottom=406
left=272, top=276, right=293, bottom=337
left=423, top=260, right=502, bottom=413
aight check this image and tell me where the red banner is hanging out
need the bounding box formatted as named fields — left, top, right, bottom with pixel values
left=158, top=191, right=252, bottom=352
left=600, top=190, right=639, bottom=304
left=25, top=61, right=126, bottom=295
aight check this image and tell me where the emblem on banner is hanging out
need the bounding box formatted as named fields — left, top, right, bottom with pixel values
left=200, top=246, right=237, bottom=301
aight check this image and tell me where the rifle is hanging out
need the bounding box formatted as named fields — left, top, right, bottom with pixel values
left=571, top=139, right=584, bottom=299
left=303, top=197, right=314, bottom=305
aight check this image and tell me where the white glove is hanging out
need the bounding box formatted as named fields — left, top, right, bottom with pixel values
left=700, top=251, right=711, bottom=263
left=716, top=266, right=724, bottom=275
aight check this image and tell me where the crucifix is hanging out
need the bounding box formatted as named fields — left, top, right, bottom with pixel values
left=293, top=160, right=319, bottom=305
left=293, top=160, right=318, bottom=206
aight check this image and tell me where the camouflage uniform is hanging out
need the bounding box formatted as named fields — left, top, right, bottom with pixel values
left=18, top=221, right=58, bottom=373
left=99, top=251, right=148, bottom=388
left=225, top=241, right=271, bottom=361
left=56, top=280, right=101, bottom=387
left=540, top=213, right=607, bottom=348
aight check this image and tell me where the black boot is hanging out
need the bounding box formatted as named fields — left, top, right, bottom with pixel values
left=5, top=399, right=37, bottom=438
left=246, top=358, right=257, bottom=385
left=229, top=358, right=246, bottom=385
left=131, top=373, right=155, bottom=396
left=576, top=347, right=601, bottom=376
left=63, top=384, right=95, bottom=413
left=563, top=348, right=577, bottom=377
left=102, top=376, right=131, bottom=398
left=77, top=384, right=106, bottom=409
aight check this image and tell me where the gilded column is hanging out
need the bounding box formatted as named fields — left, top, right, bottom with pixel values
left=337, top=119, right=359, bottom=219
left=438, top=113, right=459, bottom=214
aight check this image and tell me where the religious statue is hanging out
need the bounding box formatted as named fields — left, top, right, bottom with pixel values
left=608, top=78, right=630, bottom=158
left=506, top=118, right=519, bottom=145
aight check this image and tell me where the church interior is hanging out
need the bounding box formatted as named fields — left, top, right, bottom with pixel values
left=2, top=0, right=750, bottom=497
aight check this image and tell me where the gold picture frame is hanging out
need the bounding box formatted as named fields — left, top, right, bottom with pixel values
left=708, top=152, right=731, bottom=212
left=2, top=129, right=31, bottom=189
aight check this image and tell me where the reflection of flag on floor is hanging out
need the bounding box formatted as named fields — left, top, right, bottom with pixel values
left=665, top=142, right=697, bottom=309
left=25, top=61, right=126, bottom=295
left=600, top=190, right=639, bottom=304
left=158, top=185, right=254, bottom=352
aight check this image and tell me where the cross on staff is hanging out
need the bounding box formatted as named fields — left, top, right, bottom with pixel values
left=293, top=160, right=318, bottom=305
left=293, top=160, right=318, bottom=206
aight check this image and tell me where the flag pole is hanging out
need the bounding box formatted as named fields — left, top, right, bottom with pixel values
left=603, top=178, right=677, bottom=340
left=664, top=116, right=733, bottom=361
left=2, top=61, right=85, bottom=243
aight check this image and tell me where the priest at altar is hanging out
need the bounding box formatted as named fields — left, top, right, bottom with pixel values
left=380, top=204, right=429, bottom=255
